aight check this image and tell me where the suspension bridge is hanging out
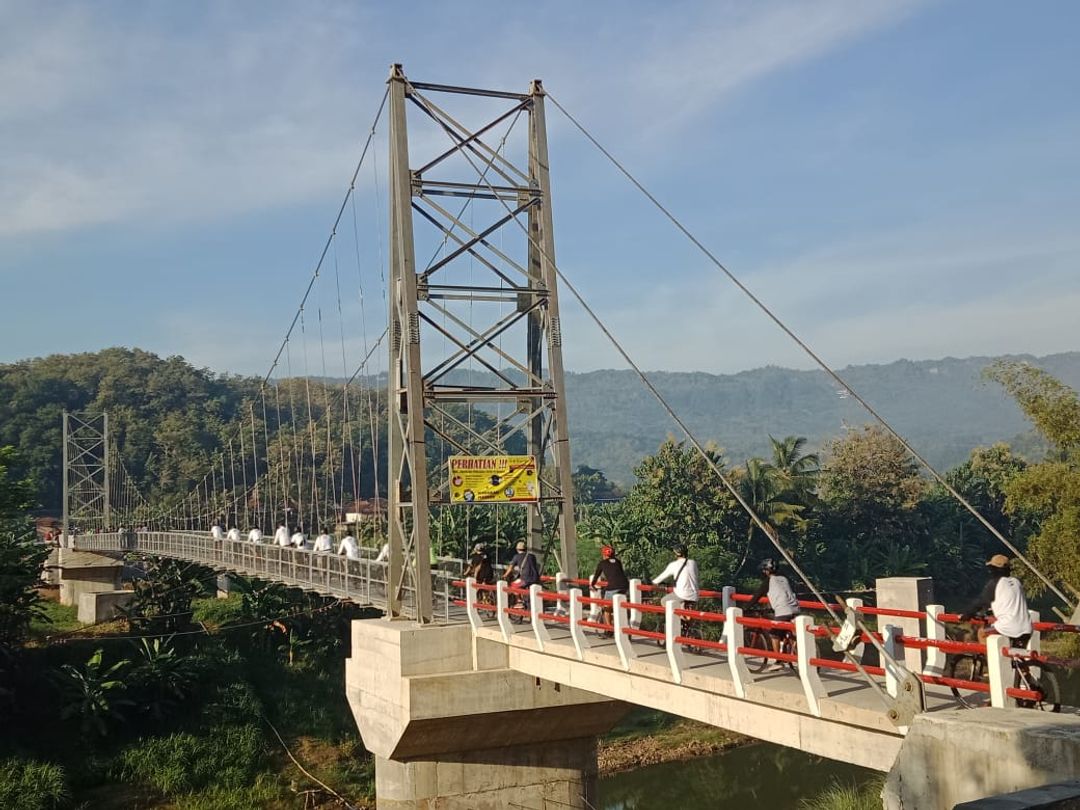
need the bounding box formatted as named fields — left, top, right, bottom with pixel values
left=53, top=65, right=1080, bottom=809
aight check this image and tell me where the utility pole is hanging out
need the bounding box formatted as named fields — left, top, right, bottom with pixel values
left=385, top=65, right=579, bottom=623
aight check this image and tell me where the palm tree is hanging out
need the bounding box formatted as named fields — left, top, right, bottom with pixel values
left=769, top=435, right=820, bottom=502
left=735, top=457, right=806, bottom=575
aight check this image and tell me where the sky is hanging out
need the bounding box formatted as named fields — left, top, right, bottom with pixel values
left=2, top=0, right=1078, bottom=378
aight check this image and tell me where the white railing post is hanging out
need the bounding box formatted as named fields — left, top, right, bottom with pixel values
left=845, top=597, right=866, bottom=662
left=883, top=624, right=902, bottom=699
left=568, top=588, right=591, bottom=661
left=722, top=585, right=736, bottom=613
left=495, top=580, right=513, bottom=642
left=628, top=578, right=643, bottom=629
left=986, top=634, right=1013, bottom=708
left=725, top=606, right=751, bottom=698
left=795, top=615, right=824, bottom=717
left=664, top=596, right=685, bottom=684
left=1028, top=610, right=1041, bottom=652
left=529, top=583, right=550, bottom=650
left=924, top=604, right=947, bottom=677
left=612, top=593, right=636, bottom=671
left=465, top=577, right=481, bottom=631
left=554, top=572, right=569, bottom=616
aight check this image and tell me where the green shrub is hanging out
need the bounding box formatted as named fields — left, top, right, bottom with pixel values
left=800, top=779, right=884, bottom=810
left=115, top=724, right=266, bottom=796
left=0, top=758, right=69, bottom=809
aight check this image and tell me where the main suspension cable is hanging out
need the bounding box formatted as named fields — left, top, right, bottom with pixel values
left=544, top=91, right=1076, bottom=610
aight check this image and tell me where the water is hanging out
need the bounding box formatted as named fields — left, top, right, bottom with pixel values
left=600, top=743, right=878, bottom=810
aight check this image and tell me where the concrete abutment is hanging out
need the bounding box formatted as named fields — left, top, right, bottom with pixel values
left=345, top=620, right=628, bottom=808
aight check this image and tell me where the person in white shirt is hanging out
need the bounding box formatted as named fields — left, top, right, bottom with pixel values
left=248, top=527, right=264, bottom=543
left=961, top=554, right=1033, bottom=647
left=274, top=523, right=290, bottom=548
left=291, top=529, right=307, bottom=549
left=652, top=544, right=701, bottom=650
left=338, top=534, right=360, bottom=560
left=374, top=542, right=390, bottom=563
left=313, top=530, right=333, bottom=553
left=210, top=523, right=225, bottom=541
left=226, top=526, right=241, bottom=542
left=652, top=544, right=700, bottom=602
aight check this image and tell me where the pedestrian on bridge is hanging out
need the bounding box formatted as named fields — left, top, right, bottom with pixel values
left=338, top=533, right=361, bottom=560
left=313, top=529, right=333, bottom=553
left=248, top=527, right=264, bottom=543
left=226, top=526, right=241, bottom=542
left=274, top=522, right=290, bottom=548
left=291, top=528, right=307, bottom=549
left=210, top=522, right=224, bottom=541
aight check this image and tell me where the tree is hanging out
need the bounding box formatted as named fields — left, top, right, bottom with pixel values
left=734, top=457, right=806, bottom=577
left=0, top=447, right=45, bottom=645
left=768, top=435, right=820, bottom=502
left=616, top=438, right=744, bottom=586
left=816, top=426, right=929, bottom=587
left=985, top=360, right=1080, bottom=458
left=986, top=363, right=1080, bottom=596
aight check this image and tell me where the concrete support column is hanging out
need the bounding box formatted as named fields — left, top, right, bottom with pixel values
left=346, top=620, right=627, bottom=810
left=875, top=576, right=933, bottom=672
left=374, top=737, right=599, bottom=809
left=57, top=549, right=124, bottom=607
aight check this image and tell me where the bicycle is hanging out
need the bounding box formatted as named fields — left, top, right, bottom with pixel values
left=743, top=606, right=796, bottom=673
left=944, top=624, right=1061, bottom=712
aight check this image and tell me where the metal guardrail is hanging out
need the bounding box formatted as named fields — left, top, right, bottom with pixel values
left=69, top=531, right=458, bottom=621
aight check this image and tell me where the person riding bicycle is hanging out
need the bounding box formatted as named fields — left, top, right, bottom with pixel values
left=652, top=544, right=700, bottom=645
left=751, top=558, right=800, bottom=672
left=465, top=542, right=495, bottom=585
left=503, top=540, right=540, bottom=611
left=590, top=545, right=629, bottom=638
left=959, top=554, right=1033, bottom=648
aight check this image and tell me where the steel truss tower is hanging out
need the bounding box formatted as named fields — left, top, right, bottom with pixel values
left=62, top=411, right=110, bottom=536
left=386, top=64, right=578, bottom=622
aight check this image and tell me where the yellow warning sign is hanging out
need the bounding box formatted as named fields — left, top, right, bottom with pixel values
left=448, top=455, right=540, bottom=504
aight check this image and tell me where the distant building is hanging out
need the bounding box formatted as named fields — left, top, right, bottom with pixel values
left=343, top=498, right=387, bottom=525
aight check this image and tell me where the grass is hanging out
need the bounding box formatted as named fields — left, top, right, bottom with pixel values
left=0, top=757, right=70, bottom=810
left=799, top=778, right=885, bottom=810
left=191, top=594, right=245, bottom=629
left=28, top=599, right=81, bottom=639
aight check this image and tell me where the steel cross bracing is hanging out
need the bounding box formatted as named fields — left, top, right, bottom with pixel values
left=63, top=411, right=111, bottom=535
left=386, top=64, right=578, bottom=622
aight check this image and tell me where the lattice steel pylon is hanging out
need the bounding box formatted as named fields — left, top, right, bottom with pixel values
left=385, top=64, right=578, bottom=622
left=62, top=411, right=110, bottom=536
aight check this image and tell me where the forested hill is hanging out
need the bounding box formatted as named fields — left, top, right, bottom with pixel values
left=2, top=348, right=1078, bottom=507
left=564, top=352, right=1080, bottom=484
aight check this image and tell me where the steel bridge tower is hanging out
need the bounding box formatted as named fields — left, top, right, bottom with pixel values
left=62, top=411, right=110, bottom=537
left=386, top=64, right=578, bottom=622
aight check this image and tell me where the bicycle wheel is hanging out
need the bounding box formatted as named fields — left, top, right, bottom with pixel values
left=945, top=654, right=986, bottom=708
left=781, top=634, right=797, bottom=671
left=746, top=630, right=772, bottom=673
left=1031, top=670, right=1062, bottom=713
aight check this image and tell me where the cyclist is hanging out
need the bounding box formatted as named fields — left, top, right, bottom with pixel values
left=652, top=544, right=700, bottom=647
left=960, top=554, right=1033, bottom=648
left=751, top=558, right=800, bottom=672
left=590, top=545, right=629, bottom=638
left=503, top=540, right=540, bottom=612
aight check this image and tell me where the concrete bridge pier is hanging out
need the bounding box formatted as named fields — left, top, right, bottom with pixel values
left=345, top=620, right=628, bottom=809
left=56, top=548, right=124, bottom=608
